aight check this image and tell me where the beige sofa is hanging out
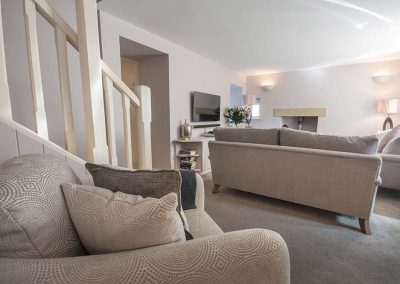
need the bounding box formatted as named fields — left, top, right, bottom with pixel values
left=0, top=155, right=290, bottom=284
left=210, top=128, right=382, bottom=235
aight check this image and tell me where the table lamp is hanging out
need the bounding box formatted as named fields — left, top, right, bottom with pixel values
left=377, top=98, right=400, bottom=130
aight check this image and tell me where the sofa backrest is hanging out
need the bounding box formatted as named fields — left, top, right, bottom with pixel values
left=214, top=127, right=279, bottom=145
left=279, top=128, right=378, bottom=154
left=0, top=154, right=86, bottom=258
left=209, top=141, right=381, bottom=220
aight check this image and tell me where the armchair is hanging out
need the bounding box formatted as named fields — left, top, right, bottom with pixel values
left=0, top=155, right=290, bottom=283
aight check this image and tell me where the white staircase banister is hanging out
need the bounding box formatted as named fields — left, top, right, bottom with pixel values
left=34, top=0, right=79, bottom=49
left=100, top=60, right=141, bottom=107
left=1, top=0, right=153, bottom=170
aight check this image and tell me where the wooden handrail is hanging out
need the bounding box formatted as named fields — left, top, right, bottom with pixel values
left=100, top=60, right=141, bottom=107
left=34, top=0, right=79, bottom=50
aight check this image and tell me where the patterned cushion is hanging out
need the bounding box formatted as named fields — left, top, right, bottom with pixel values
left=0, top=154, right=85, bottom=258
left=280, top=128, right=378, bottom=154
left=382, top=136, right=400, bottom=155
left=378, top=124, right=400, bottom=152
left=214, top=127, right=279, bottom=145
left=85, top=164, right=189, bottom=230
left=62, top=184, right=185, bottom=254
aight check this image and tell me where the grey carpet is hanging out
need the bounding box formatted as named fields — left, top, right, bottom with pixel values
left=202, top=173, right=400, bottom=284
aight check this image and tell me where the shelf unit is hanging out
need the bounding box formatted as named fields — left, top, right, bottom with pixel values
left=173, top=137, right=214, bottom=175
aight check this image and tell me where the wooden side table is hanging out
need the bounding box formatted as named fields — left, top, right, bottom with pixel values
left=173, top=137, right=214, bottom=175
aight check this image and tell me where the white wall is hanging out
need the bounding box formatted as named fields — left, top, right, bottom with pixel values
left=138, top=55, right=171, bottom=169
left=247, top=59, right=400, bottom=136
left=99, top=11, right=246, bottom=168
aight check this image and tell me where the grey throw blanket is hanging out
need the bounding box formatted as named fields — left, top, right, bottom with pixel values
left=179, top=170, right=197, bottom=210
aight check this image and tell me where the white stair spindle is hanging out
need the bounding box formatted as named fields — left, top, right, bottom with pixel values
left=103, top=74, right=118, bottom=166
left=24, top=0, right=49, bottom=139
left=122, top=94, right=133, bottom=168
left=55, top=26, right=77, bottom=154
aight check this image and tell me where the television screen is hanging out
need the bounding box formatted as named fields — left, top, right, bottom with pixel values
left=191, top=92, right=221, bottom=122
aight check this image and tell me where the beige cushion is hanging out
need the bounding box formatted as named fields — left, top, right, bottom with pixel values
left=214, top=127, right=279, bottom=145
left=382, top=137, right=400, bottom=155
left=378, top=125, right=400, bottom=152
left=0, top=154, right=85, bottom=258
left=85, top=164, right=189, bottom=230
left=62, top=183, right=185, bottom=254
left=279, top=128, right=378, bottom=154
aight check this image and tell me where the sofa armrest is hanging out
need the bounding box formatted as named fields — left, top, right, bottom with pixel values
left=195, top=173, right=205, bottom=209
left=0, top=229, right=289, bottom=284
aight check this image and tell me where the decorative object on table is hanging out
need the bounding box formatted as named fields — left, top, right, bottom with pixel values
left=376, top=98, right=400, bottom=130
left=244, top=106, right=252, bottom=128
left=202, top=128, right=215, bottom=137
left=224, top=106, right=245, bottom=127
left=180, top=119, right=192, bottom=140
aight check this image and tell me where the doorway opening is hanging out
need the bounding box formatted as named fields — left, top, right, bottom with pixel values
left=119, top=37, right=171, bottom=169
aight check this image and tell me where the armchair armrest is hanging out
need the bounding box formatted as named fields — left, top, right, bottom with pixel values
left=0, top=229, right=289, bottom=284
left=195, top=173, right=205, bottom=209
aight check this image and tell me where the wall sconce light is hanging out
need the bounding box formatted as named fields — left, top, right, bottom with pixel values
left=371, top=74, right=394, bottom=84
left=262, top=84, right=274, bottom=91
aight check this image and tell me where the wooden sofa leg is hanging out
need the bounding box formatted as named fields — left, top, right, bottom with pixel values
left=212, top=184, right=220, bottom=194
left=359, top=218, right=370, bottom=235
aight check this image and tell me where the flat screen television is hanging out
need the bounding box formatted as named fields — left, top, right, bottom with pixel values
left=191, top=92, right=221, bottom=122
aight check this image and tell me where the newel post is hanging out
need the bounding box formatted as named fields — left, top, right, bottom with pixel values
left=134, top=86, right=152, bottom=169
left=0, top=0, right=12, bottom=120
left=75, top=0, right=109, bottom=163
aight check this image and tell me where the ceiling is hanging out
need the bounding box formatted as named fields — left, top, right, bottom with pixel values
left=99, top=0, right=400, bottom=75
left=120, top=37, right=165, bottom=61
